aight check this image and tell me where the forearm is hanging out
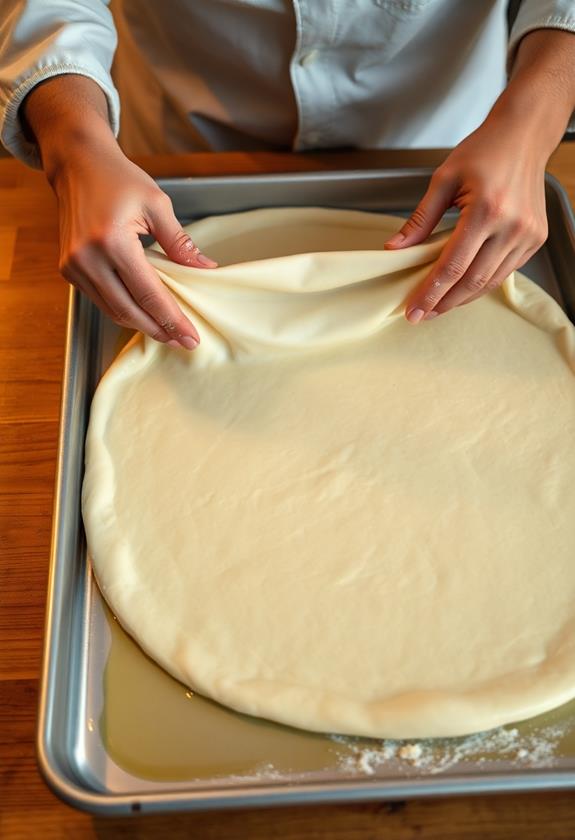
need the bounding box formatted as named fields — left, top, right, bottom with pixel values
left=22, top=73, right=120, bottom=180
left=488, top=29, right=575, bottom=160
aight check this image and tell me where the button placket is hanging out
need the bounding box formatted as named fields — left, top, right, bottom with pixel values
left=290, top=0, right=330, bottom=150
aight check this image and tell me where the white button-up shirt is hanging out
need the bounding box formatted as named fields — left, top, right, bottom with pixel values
left=1, top=0, right=574, bottom=167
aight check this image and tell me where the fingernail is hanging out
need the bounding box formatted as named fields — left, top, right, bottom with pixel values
left=406, top=307, right=425, bottom=324
left=179, top=335, right=199, bottom=350
left=424, top=311, right=439, bottom=320
left=196, top=253, right=218, bottom=268
left=166, top=339, right=181, bottom=348
left=385, top=232, right=406, bottom=248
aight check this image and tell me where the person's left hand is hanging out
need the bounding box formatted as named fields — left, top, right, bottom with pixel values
left=384, top=119, right=548, bottom=323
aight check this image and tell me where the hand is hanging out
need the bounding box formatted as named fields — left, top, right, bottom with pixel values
left=384, top=25, right=575, bottom=325
left=384, top=119, right=548, bottom=323
left=23, top=75, right=215, bottom=348
left=51, top=143, right=217, bottom=348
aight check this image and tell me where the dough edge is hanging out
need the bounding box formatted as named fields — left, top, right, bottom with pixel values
left=82, top=207, right=575, bottom=739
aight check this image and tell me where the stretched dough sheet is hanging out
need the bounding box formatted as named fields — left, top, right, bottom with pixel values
left=83, top=208, right=575, bottom=739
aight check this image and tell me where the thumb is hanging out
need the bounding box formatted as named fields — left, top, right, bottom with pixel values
left=147, top=194, right=218, bottom=268
left=384, top=170, right=454, bottom=249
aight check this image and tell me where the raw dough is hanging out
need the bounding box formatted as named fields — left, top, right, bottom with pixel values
left=82, top=208, right=575, bottom=739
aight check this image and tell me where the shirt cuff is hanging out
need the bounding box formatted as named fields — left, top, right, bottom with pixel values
left=0, top=63, right=120, bottom=169
left=508, top=13, right=575, bottom=133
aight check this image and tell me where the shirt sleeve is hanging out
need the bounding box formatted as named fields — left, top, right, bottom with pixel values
left=508, top=0, right=575, bottom=133
left=0, top=0, right=120, bottom=168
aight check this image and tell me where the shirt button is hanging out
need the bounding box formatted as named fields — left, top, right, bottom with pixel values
left=299, top=49, right=319, bottom=67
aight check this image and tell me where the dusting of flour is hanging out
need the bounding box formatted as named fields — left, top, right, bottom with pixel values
left=331, top=721, right=572, bottom=777
left=223, top=719, right=573, bottom=783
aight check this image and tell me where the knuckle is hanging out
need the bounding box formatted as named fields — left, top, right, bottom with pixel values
left=150, top=189, right=172, bottom=211
left=421, top=275, right=447, bottom=306
left=90, top=227, right=120, bottom=251
left=432, top=165, right=453, bottom=186
left=159, top=318, right=177, bottom=333
left=463, top=273, right=488, bottom=293
left=136, top=289, right=162, bottom=311
left=422, top=280, right=444, bottom=307
left=440, top=259, right=467, bottom=283
left=506, top=216, right=524, bottom=237
left=422, top=290, right=440, bottom=308
left=505, top=215, right=547, bottom=245
left=152, top=311, right=178, bottom=332
left=531, top=222, right=548, bottom=250
left=480, top=194, right=506, bottom=223
left=408, top=205, right=427, bottom=227
left=112, top=309, right=133, bottom=327
left=172, top=229, right=195, bottom=254
left=485, top=277, right=503, bottom=291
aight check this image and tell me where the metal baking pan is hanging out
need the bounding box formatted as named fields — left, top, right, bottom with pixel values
left=38, top=168, right=575, bottom=815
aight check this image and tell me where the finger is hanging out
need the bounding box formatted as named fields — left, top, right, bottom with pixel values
left=457, top=247, right=531, bottom=309
left=65, top=267, right=127, bottom=327
left=145, top=192, right=218, bottom=268
left=65, top=266, right=178, bottom=344
left=404, top=208, right=486, bottom=323
left=68, top=257, right=182, bottom=344
left=82, top=272, right=182, bottom=348
left=112, top=238, right=201, bottom=348
left=384, top=169, right=455, bottom=249
left=431, top=237, right=515, bottom=313
left=74, top=274, right=119, bottom=320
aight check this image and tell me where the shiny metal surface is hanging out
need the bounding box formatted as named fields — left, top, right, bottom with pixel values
left=37, top=169, right=575, bottom=814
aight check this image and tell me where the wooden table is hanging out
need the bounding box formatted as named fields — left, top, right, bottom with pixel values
left=2, top=148, right=575, bottom=839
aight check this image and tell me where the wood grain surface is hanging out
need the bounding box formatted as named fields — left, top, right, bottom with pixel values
left=1, top=147, right=574, bottom=839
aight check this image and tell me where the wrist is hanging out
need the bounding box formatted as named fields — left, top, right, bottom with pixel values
left=41, top=118, right=121, bottom=186
left=21, top=73, right=121, bottom=184
left=495, top=29, right=575, bottom=160
left=485, top=78, right=570, bottom=165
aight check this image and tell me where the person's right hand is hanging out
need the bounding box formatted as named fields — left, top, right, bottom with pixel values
left=50, top=143, right=217, bottom=350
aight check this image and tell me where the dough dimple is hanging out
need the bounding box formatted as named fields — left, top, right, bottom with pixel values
left=83, top=207, right=575, bottom=739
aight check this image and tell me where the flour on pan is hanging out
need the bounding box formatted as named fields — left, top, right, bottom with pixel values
left=332, top=720, right=573, bottom=776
